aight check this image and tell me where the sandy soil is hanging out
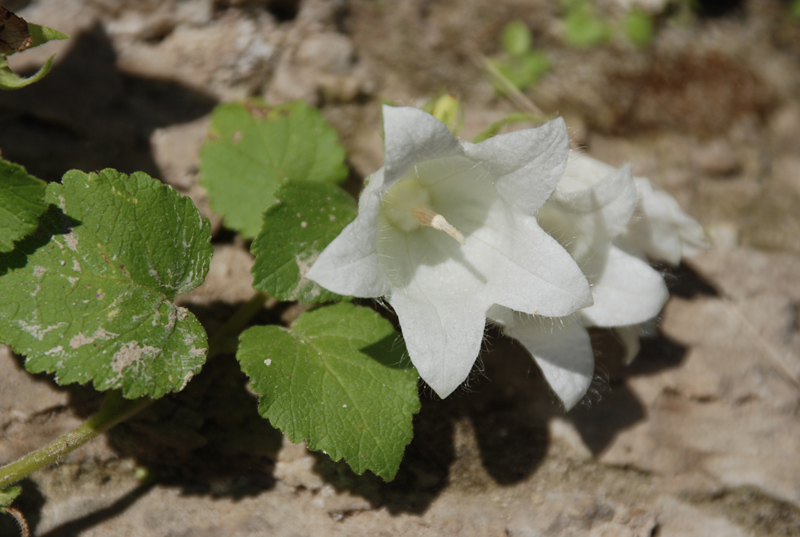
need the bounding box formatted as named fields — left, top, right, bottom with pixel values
left=2, top=0, right=800, bottom=535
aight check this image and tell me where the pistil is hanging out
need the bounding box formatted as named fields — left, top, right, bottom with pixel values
left=411, top=205, right=466, bottom=245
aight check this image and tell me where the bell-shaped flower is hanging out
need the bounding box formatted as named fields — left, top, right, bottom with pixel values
left=622, top=176, right=709, bottom=266
left=306, top=106, right=593, bottom=398
left=609, top=175, right=708, bottom=362
left=489, top=154, right=670, bottom=409
left=538, top=153, right=670, bottom=329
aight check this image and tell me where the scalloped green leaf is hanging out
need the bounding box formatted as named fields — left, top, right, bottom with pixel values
left=0, top=169, right=212, bottom=399
left=200, top=100, right=348, bottom=238
left=0, top=159, right=47, bottom=253
left=237, top=303, right=420, bottom=481
left=251, top=182, right=356, bottom=304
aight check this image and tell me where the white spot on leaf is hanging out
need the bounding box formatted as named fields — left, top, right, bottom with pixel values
left=18, top=321, right=67, bottom=341
left=69, top=327, right=117, bottom=349
left=45, top=345, right=64, bottom=356
left=111, top=341, right=159, bottom=374
left=63, top=231, right=78, bottom=251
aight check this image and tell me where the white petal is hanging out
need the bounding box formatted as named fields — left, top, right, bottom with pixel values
left=486, top=304, right=513, bottom=326
left=505, top=313, right=594, bottom=411
left=539, top=158, right=637, bottom=264
left=462, top=118, right=570, bottom=214
left=625, top=177, right=709, bottom=266
left=556, top=152, right=618, bottom=193
left=410, top=154, right=496, bottom=233
left=382, top=106, right=464, bottom=188
left=580, top=245, right=668, bottom=327
left=554, top=157, right=637, bottom=239
left=467, top=207, right=593, bottom=317
left=376, top=146, right=591, bottom=320
left=615, top=325, right=642, bottom=365
left=389, top=290, right=487, bottom=399
left=305, top=172, right=390, bottom=297
left=377, top=189, right=591, bottom=319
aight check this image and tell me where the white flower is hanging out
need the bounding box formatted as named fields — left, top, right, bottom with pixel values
left=540, top=153, right=670, bottom=329
left=622, top=176, right=709, bottom=266
left=490, top=154, right=670, bottom=409
left=306, top=106, right=592, bottom=398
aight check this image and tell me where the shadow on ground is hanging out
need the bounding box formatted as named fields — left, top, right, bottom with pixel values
left=37, top=482, right=155, bottom=537
left=4, top=238, right=708, bottom=534
left=0, top=25, right=217, bottom=182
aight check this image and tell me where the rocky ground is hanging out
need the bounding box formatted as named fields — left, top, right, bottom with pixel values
left=2, top=0, right=800, bottom=535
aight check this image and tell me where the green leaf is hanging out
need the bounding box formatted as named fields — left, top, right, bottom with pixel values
left=501, top=21, right=532, bottom=57
left=238, top=304, right=420, bottom=480
left=26, top=23, right=69, bottom=48
left=0, top=159, right=47, bottom=253
left=200, top=100, right=348, bottom=239
left=624, top=9, right=655, bottom=48
left=0, top=169, right=212, bottom=399
left=251, top=181, right=356, bottom=304
left=0, top=486, right=21, bottom=509
left=791, top=0, right=800, bottom=18
left=0, top=54, right=56, bottom=90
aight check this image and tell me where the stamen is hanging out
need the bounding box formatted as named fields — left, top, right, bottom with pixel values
left=411, top=205, right=466, bottom=245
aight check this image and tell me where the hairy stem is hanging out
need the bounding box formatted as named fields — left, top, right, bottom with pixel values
left=0, top=291, right=269, bottom=488
left=0, top=391, right=151, bottom=489
left=207, top=292, right=269, bottom=357
left=3, top=506, right=30, bottom=537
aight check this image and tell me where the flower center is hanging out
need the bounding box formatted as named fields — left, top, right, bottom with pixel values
left=382, top=178, right=465, bottom=245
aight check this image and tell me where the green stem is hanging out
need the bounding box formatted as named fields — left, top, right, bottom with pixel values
left=0, top=291, right=269, bottom=488
left=207, top=292, right=269, bottom=358
left=0, top=392, right=151, bottom=489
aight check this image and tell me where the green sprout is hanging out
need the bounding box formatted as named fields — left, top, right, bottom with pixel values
left=0, top=14, right=68, bottom=90
left=624, top=8, right=655, bottom=48
left=490, top=21, right=551, bottom=94
left=791, top=0, right=800, bottom=19
left=562, top=0, right=612, bottom=48
left=423, top=93, right=464, bottom=135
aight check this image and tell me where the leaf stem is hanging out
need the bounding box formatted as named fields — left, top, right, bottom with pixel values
left=0, top=292, right=270, bottom=488
left=207, top=292, right=269, bottom=358
left=0, top=391, right=151, bottom=489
